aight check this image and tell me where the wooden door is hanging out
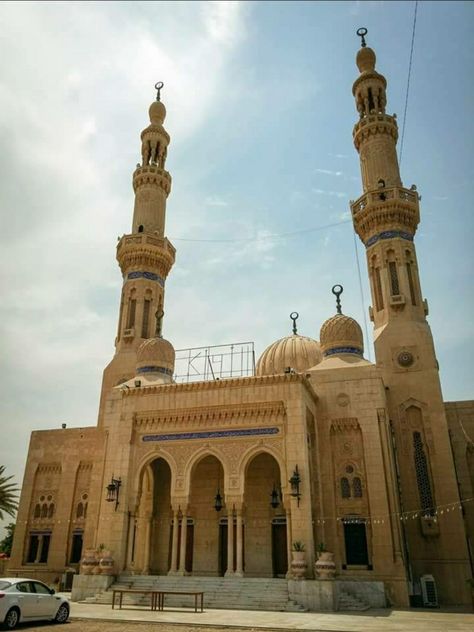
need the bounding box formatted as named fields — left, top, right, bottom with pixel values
left=272, top=523, right=288, bottom=577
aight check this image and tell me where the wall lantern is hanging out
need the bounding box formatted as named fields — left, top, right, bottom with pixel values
left=106, top=476, right=121, bottom=511
left=289, top=466, right=301, bottom=506
left=270, top=484, right=280, bottom=509
left=214, top=488, right=223, bottom=512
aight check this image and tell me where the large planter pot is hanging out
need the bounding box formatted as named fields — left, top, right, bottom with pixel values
left=291, top=551, right=307, bottom=580
left=98, top=550, right=115, bottom=575
left=315, top=550, right=336, bottom=580
left=80, top=549, right=99, bottom=575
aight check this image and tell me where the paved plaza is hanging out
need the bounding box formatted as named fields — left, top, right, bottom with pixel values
left=19, top=600, right=473, bottom=632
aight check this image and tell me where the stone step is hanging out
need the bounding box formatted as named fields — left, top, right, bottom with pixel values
left=338, top=589, right=371, bottom=611
left=84, top=574, right=293, bottom=612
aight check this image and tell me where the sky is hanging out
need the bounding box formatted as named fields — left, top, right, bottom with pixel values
left=0, top=1, right=473, bottom=534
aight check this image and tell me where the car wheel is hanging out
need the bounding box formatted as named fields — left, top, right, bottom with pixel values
left=54, top=603, right=70, bottom=624
left=3, top=607, right=19, bottom=630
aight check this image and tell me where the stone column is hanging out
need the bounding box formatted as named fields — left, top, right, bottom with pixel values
left=126, top=514, right=135, bottom=569
left=177, top=513, right=188, bottom=575
left=225, top=510, right=234, bottom=577
left=285, top=507, right=293, bottom=579
left=168, top=509, right=179, bottom=575
left=142, top=515, right=152, bottom=574
left=235, top=510, right=244, bottom=577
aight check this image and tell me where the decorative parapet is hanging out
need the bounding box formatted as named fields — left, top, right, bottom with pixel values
left=123, top=371, right=318, bottom=400
left=132, top=164, right=171, bottom=196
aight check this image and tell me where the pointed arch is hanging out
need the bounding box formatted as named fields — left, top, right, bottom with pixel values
left=237, top=444, right=287, bottom=496
left=183, top=446, right=228, bottom=495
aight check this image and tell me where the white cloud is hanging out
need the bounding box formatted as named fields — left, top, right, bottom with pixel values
left=312, top=188, right=348, bottom=198
left=315, top=168, right=343, bottom=176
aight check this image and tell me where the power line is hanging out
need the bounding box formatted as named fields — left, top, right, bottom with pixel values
left=399, top=0, right=418, bottom=166
left=170, top=218, right=352, bottom=243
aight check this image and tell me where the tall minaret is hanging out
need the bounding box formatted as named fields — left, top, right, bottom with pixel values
left=98, top=83, right=175, bottom=422
left=350, top=30, right=471, bottom=604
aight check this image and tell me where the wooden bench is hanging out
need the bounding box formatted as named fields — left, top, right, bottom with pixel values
left=157, top=590, right=204, bottom=613
left=111, top=588, right=204, bottom=613
left=111, top=588, right=158, bottom=611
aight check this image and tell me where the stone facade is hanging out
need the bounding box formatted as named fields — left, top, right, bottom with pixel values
left=8, top=35, right=473, bottom=608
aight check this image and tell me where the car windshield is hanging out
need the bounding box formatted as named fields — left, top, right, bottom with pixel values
left=0, top=581, right=12, bottom=589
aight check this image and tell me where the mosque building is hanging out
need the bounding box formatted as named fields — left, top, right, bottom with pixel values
left=8, top=31, right=474, bottom=610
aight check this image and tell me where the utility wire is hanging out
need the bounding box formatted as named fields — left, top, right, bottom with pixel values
left=170, top=218, right=352, bottom=243
left=399, top=0, right=418, bottom=166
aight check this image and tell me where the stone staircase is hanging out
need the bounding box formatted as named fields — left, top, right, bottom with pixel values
left=84, top=574, right=306, bottom=612
left=337, top=588, right=371, bottom=611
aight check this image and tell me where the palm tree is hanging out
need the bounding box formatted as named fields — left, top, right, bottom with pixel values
left=0, top=466, right=19, bottom=521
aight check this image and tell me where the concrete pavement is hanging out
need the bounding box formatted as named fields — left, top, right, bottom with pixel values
left=68, top=600, right=474, bottom=631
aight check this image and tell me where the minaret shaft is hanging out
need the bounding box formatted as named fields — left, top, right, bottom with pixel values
left=350, top=34, right=471, bottom=605
left=98, top=90, right=175, bottom=423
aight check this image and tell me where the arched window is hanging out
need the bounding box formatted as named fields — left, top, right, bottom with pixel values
left=34, top=504, right=41, bottom=518
left=353, top=477, right=363, bottom=498
left=138, top=225, right=144, bottom=233
left=48, top=503, right=55, bottom=518
left=341, top=477, right=351, bottom=498
left=413, top=431, right=434, bottom=514
left=76, top=503, right=83, bottom=519
left=41, top=504, right=48, bottom=518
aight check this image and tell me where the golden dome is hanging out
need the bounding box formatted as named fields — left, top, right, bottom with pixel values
left=149, top=100, right=166, bottom=125
left=356, top=46, right=376, bottom=73
left=256, top=334, right=322, bottom=376
left=320, top=314, right=364, bottom=357
left=136, top=336, right=175, bottom=377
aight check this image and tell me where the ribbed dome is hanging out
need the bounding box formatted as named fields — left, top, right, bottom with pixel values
left=320, top=314, right=364, bottom=357
left=356, top=46, right=376, bottom=73
left=136, top=336, right=175, bottom=378
left=256, top=335, right=322, bottom=376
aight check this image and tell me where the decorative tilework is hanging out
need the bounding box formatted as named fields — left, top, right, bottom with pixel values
left=142, top=427, right=280, bottom=443
left=126, top=271, right=165, bottom=287
left=324, top=346, right=363, bottom=357
left=366, top=230, right=414, bottom=248
left=137, top=365, right=173, bottom=376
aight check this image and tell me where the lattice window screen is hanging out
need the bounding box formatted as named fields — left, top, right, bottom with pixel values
left=413, top=431, right=434, bottom=514
left=353, top=477, right=363, bottom=498
left=341, top=477, right=351, bottom=498
left=389, top=261, right=400, bottom=295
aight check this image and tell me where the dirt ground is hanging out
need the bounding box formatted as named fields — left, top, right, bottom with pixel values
left=14, top=618, right=290, bottom=632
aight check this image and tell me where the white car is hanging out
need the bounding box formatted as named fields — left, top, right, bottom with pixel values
left=0, top=578, right=69, bottom=629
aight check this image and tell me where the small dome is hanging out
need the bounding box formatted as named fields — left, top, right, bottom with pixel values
left=136, top=336, right=175, bottom=379
left=320, top=314, right=364, bottom=357
left=149, top=100, right=166, bottom=125
left=356, top=46, right=376, bottom=73
left=256, top=335, right=322, bottom=376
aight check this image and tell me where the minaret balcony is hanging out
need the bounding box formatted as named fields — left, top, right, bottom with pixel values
left=350, top=186, right=420, bottom=246
left=133, top=164, right=172, bottom=195
left=353, top=113, right=398, bottom=149
left=117, top=233, right=176, bottom=278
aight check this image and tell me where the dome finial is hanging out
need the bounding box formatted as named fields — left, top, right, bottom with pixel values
left=290, top=312, right=299, bottom=335
left=332, top=284, right=343, bottom=314
left=356, top=27, right=368, bottom=48
left=155, top=81, right=164, bottom=102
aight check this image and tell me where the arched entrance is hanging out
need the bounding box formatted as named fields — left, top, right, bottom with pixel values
left=188, top=455, right=225, bottom=576
left=146, top=458, right=172, bottom=574
left=244, top=452, right=287, bottom=577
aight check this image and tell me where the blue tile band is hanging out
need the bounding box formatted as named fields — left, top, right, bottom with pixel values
left=126, top=271, right=165, bottom=287
left=137, top=365, right=173, bottom=376
left=142, top=427, right=280, bottom=442
left=365, top=230, right=413, bottom=248
left=324, top=347, right=363, bottom=357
